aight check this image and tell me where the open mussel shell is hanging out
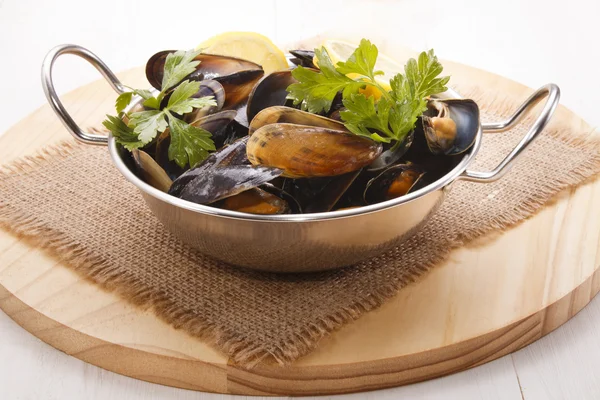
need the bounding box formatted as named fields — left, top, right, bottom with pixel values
left=168, top=136, right=281, bottom=205
left=368, top=130, right=415, bottom=172
left=146, top=51, right=263, bottom=90
left=181, top=80, right=226, bottom=122
left=217, top=187, right=290, bottom=215
left=284, top=170, right=361, bottom=213
left=188, top=110, right=238, bottom=149
left=215, top=69, right=265, bottom=127
left=132, top=149, right=173, bottom=192
left=422, top=99, right=479, bottom=155
left=289, top=50, right=316, bottom=68
left=247, top=123, right=382, bottom=178
left=261, top=182, right=302, bottom=213
left=246, top=70, right=297, bottom=123
left=249, top=106, right=348, bottom=135
left=173, top=164, right=282, bottom=205
left=364, top=164, right=425, bottom=204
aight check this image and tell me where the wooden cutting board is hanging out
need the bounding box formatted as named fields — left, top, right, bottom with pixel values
left=0, top=52, right=598, bottom=396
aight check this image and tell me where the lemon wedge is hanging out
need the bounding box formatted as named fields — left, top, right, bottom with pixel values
left=316, top=39, right=407, bottom=97
left=196, top=32, right=289, bottom=75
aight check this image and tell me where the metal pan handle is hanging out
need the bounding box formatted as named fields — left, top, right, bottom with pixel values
left=458, top=83, right=560, bottom=183
left=41, top=44, right=126, bottom=146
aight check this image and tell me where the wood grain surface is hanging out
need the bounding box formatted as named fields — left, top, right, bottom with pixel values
left=0, top=53, right=598, bottom=396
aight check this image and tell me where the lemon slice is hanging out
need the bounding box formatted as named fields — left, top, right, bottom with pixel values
left=196, top=32, right=289, bottom=75
left=317, top=39, right=407, bottom=95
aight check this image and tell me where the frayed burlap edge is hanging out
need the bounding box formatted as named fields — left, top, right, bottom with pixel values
left=1, top=86, right=599, bottom=368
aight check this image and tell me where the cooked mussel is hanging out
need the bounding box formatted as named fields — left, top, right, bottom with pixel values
left=249, top=106, right=348, bottom=135
left=246, top=71, right=297, bottom=122
left=284, top=170, right=361, bottom=213
left=422, top=99, right=479, bottom=155
left=364, top=164, right=425, bottom=204
left=247, top=123, right=382, bottom=178
left=168, top=137, right=280, bottom=204
left=189, top=110, right=237, bottom=149
left=131, top=149, right=173, bottom=192
left=146, top=51, right=263, bottom=90
left=218, top=187, right=289, bottom=214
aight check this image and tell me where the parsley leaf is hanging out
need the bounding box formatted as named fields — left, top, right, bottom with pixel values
left=165, top=111, right=216, bottom=168
left=129, top=110, right=168, bottom=144
left=115, top=92, right=133, bottom=114
left=335, top=39, right=383, bottom=80
left=286, top=40, right=449, bottom=145
left=102, top=114, right=144, bottom=150
left=161, top=49, right=202, bottom=91
left=287, top=48, right=362, bottom=114
left=167, top=80, right=217, bottom=114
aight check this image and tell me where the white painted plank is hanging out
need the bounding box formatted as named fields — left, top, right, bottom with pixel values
left=512, top=295, right=600, bottom=400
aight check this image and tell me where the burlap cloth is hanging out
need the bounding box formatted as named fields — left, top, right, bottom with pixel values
left=0, top=87, right=599, bottom=367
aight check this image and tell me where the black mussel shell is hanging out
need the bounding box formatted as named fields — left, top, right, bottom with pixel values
left=261, top=182, right=302, bottom=213
left=364, top=164, right=425, bottom=204
left=246, top=70, right=297, bottom=123
left=174, top=164, right=282, bottom=205
left=146, top=51, right=263, bottom=90
left=368, top=130, right=415, bottom=172
left=289, top=50, right=316, bottom=68
left=282, top=170, right=360, bottom=213
left=215, top=69, right=265, bottom=127
left=189, top=110, right=237, bottom=149
left=422, top=99, right=480, bottom=155
left=131, top=149, right=173, bottom=192
left=168, top=137, right=250, bottom=196
left=216, top=187, right=290, bottom=215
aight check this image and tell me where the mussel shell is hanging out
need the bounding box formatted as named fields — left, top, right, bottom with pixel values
left=289, top=50, right=316, bottom=68
left=247, top=123, right=382, bottom=178
left=146, top=51, right=263, bottom=90
left=249, top=106, right=348, bottom=135
left=168, top=136, right=250, bottom=197
left=132, top=149, right=173, bottom=192
left=182, top=80, right=226, bottom=122
left=215, top=69, right=265, bottom=127
left=175, top=164, right=282, bottom=205
left=261, top=182, right=302, bottom=213
left=364, top=164, right=425, bottom=204
left=246, top=70, right=297, bottom=123
left=422, top=99, right=479, bottom=155
left=367, top=130, right=415, bottom=171
left=217, top=187, right=290, bottom=214
left=285, top=170, right=361, bottom=213
left=189, top=110, right=237, bottom=149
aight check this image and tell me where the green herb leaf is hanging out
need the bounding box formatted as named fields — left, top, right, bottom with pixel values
left=143, top=97, right=161, bottom=110
left=161, top=49, right=202, bottom=91
left=115, top=92, right=133, bottom=113
left=129, top=110, right=168, bottom=144
left=341, top=94, right=392, bottom=141
left=287, top=48, right=362, bottom=114
left=286, top=41, right=449, bottom=144
left=102, top=114, right=145, bottom=150
left=165, top=111, right=215, bottom=168
left=132, top=89, right=154, bottom=100
left=335, top=39, right=383, bottom=80
left=166, top=80, right=217, bottom=114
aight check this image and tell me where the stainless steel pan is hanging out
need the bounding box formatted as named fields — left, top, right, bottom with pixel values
left=42, top=44, right=560, bottom=272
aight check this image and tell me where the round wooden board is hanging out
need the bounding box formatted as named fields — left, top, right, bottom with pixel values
left=1, top=51, right=599, bottom=396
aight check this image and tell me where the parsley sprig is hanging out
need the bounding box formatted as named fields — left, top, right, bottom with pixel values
left=102, top=49, right=217, bottom=168
left=286, top=39, right=450, bottom=148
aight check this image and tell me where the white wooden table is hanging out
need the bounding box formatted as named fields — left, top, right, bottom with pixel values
left=1, top=0, right=599, bottom=398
